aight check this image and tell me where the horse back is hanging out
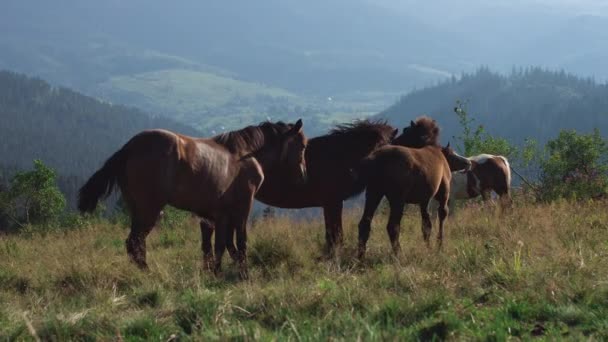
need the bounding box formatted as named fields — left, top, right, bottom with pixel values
left=470, top=155, right=511, bottom=194
left=123, top=129, right=243, bottom=216
left=369, top=145, right=449, bottom=199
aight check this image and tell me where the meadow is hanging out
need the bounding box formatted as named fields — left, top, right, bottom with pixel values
left=1, top=198, right=608, bottom=340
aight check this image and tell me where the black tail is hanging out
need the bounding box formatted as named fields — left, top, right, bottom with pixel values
left=78, top=147, right=129, bottom=213
left=346, top=156, right=376, bottom=199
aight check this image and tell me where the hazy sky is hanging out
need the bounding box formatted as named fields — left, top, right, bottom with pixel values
left=371, top=0, right=608, bottom=16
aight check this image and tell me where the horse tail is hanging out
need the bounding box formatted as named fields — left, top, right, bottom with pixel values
left=496, top=156, right=512, bottom=194
left=78, top=146, right=129, bottom=213
left=347, top=156, right=376, bottom=198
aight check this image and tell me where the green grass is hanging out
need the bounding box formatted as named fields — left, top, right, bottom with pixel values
left=2, top=199, right=608, bottom=340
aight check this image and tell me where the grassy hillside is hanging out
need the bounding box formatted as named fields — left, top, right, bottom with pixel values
left=2, top=199, right=608, bottom=340
left=97, top=69, right=400, bottom=134
left=96, top=68, right=299, bottom=131
left=101, top=69, right=296, bottom=108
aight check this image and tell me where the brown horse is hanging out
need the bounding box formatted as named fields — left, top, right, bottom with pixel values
left=78, top=120, right=308, bottom=275
left=201, top=119, right=397, bottom=258
left=356, top=118, right=472, bottom=258
left=450, top=154, right=512, bottom=206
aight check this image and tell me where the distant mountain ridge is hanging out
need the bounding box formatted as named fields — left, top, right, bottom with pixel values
left=378, top=67, right=608, bottom=146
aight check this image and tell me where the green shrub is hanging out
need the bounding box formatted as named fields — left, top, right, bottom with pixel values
left=0, top=160, right=66, bottom=230
left=539, top=129, right=608, bottom=201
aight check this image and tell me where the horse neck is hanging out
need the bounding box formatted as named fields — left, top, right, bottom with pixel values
left=250, top=145, right=283, bottom=173
left=469, top=159, right=479, bottom=170
left=214, top=126, right=280, bottom=158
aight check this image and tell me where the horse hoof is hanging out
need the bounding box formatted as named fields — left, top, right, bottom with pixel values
left=131, top=259, right=149, bottom=270
left=202, top=262, right=214, bottom=273
left=213, top=266, right=223, bottom=278
left=315, top=253, right=332, bottom=262
left=392, top=245, right=401, bottom=255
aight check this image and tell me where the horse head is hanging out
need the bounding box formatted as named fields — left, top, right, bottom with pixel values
left=441, top=142, right=472, bottom=172
left=392, top=116, right=440, bottom=148
left=279, top=119, right=308, bottom=184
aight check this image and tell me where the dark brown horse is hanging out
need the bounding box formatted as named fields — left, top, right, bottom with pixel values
left=78, top=120, right=308, bottom=275
left=356, top=118, right=472, bottom=258
left=201, top=119, right=397, bottom=258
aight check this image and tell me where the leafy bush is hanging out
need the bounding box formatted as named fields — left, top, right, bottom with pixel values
left=0, top=160, right=66, bottom=230
left=539, top=129, right=608, bottom=201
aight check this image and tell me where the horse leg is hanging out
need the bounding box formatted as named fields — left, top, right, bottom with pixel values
left=323, top=202, right=344, bottom=257
left=358, top=189, right=383, bottom=259
left=234, top=208, right=252, bottom=280
left=419, top=201, right=433, bottom=248
left=482, top=189, right=498, bottom=208
left=386, top=197, right=405, bottom=255
left=213, top=216, right=228, bottom=276
left=500, top=193, right=513, bottom=210
left=437, top=200, right=449, bottom=249
left=435, top=185, right=449, bottom=250
left=126, top=213, right=160, bottom=269
left=122, top=190, right=162, bottom=269
left=495, top=183, right=513, bottom=211
left=200, top=217, right=238, bottom=267
left=225, top=223, right=239, bottom=263
left=200, top=218, right=214, bottom=272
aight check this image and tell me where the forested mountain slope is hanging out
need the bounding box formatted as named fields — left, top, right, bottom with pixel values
left=0, top=71, right=202, bottom=204
left=379, top=68, right=608, bottom=146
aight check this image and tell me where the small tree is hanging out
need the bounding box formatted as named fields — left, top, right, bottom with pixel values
left=539, top=129, right=608, bottom=201
left=0, top=160, right=66, bottom=228
left=453, top=101, right=517, bottom=158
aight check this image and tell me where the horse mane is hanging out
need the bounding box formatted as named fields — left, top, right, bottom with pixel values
left=308, top=119, right=396, bottom=168
left=412, top=116, right=441, bottom=146
left=212, top=121, right=291, bottom=155
left=394, top=115, right=441, bottom=148
left=328, top=119, right=392, bottom=137
left=313, top=119, right=395, bottom=150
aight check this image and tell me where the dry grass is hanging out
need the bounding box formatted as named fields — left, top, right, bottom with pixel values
left=1, top=199, right=608, bottom=340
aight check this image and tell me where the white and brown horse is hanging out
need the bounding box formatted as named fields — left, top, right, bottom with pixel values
left=451, top=154, right=512, bottom=206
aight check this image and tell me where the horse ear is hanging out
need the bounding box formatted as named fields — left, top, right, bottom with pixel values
left=410, top=120, right=415, bottom=127
left=290, top=119, right=303, bottom=135
left=402, top=127, right=407, bottom=133
left=447, top=141, right=450, bottom=148
left=392, top=128, right=399, bottom=138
